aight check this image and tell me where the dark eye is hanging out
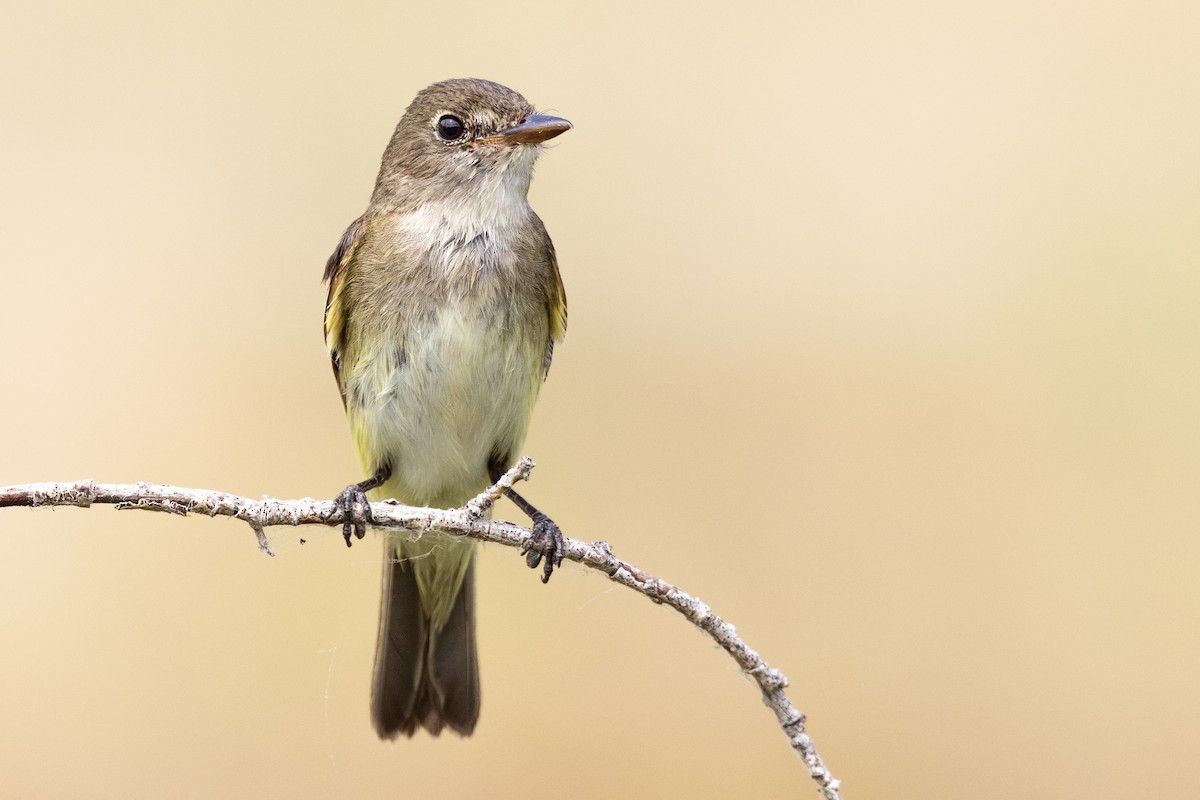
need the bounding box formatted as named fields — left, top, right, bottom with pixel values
left=436, top=114, right=466, bottom=142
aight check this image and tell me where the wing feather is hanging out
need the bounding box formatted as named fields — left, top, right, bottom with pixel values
left=323, top=215, right=366, bottom=401
left=541, top=229, right=567, bottom=379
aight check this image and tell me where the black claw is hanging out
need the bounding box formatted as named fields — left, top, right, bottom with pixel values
left=497, top=483, right=565, bottom=584
left=334, top=484, right=372, bottom=547
left=524, top=514, right=565, bottom=583
left=332, top=467, right=389, bottom=546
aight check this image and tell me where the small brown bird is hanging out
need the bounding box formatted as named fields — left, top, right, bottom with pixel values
left=323, top=79, right=571, bottom=737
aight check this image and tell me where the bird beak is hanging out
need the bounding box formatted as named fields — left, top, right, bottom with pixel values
left=483, top=114, right=573, bottom=145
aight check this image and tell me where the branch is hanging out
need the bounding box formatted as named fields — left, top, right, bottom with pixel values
left=0, top=457, right=841, bottom=799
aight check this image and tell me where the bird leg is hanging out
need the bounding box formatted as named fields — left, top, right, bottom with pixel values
left=502, top=486, right=566, bottom=584
left=334, top=465, right=391, bottom=546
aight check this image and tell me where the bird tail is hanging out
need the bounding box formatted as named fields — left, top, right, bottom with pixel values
left=370, top=545, right=480, bottom=737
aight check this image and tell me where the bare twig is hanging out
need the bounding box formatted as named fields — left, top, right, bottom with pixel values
left=0, top=457, right=841, bottom=799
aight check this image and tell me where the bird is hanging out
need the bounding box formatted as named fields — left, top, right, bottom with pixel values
left=322, top=78, right=571, bottom=738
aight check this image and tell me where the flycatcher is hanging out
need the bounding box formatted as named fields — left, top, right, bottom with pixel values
left=323, top=78, right=570, bottom=738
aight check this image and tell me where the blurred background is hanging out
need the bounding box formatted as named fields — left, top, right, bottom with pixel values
left=1, top=1, right=1198, bottom=798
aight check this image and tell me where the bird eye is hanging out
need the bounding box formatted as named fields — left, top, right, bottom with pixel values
left=435, top=115, right=466, bottom=142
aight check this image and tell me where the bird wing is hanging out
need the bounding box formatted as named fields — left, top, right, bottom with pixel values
left=323, top=214, right=366, bottom=403
left=539, top=221, right=568, bottom=380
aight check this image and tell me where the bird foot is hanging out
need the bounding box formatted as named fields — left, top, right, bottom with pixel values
left=521, top=514, right=565, bottom=583
left=334, top=483, right=374, bottom=546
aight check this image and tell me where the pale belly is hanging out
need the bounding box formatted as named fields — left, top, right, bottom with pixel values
left=345, top=300, right=544, bottom=510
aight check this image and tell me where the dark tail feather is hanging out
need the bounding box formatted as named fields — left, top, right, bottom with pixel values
left=370, top=552, right=480, bottom=738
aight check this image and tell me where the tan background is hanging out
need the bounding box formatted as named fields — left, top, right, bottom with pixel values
left=2, top=1, right=1198, bottom=798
